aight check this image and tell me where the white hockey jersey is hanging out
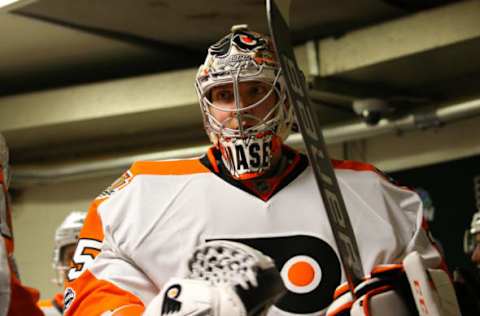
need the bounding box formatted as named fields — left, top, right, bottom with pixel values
left=64, top=147, right=441, bottom=316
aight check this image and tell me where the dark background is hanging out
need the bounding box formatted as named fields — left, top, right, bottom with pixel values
left=391, top=154, right=480, bottom=270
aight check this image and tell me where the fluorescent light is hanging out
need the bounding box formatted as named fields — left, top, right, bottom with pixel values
left=0, top=0, right=37, bottom=12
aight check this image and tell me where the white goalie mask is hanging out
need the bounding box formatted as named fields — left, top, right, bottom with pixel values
left=52, top=211, right=86, bottom=285
left=0, top=133, right=10, bottom=189
left=195, top=25, right=293, bottom=180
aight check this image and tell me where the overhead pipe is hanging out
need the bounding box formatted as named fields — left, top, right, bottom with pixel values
left=11, top=96, right=480, bottom=187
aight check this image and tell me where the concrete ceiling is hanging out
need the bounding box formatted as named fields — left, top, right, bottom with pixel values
left=1, top=0, right=479, bottom=185
left=1, top=0, right=414, bottom=95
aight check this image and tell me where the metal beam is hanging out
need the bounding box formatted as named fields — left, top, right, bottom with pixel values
left=0, top=45, right=311, bottom=151
left=0, top=68, right=202, bottom=149
left=11, top=94, right=480, bottom=187
left=0, top=68, right=198, bottom=130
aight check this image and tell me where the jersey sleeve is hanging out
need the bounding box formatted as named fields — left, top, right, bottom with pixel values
left=333, top=160, right=444, bottom=270
left=65, top=197, right=104, bottom=285
left=377, top=174, right=444, bottom=269
left=63, top=229, right=156, bottom=315
left=64, top=169, right=158, bottom=316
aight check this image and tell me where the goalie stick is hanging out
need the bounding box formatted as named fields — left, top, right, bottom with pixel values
left=266, top=0, right=364, bottom=290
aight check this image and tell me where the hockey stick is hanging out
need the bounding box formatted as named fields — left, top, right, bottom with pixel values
left=266, top=0, right=364, bottom=290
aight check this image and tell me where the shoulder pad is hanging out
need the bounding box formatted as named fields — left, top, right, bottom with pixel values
left=332, top=159, right=404, bottom=188
left=95, top=158, right=210, bottom=200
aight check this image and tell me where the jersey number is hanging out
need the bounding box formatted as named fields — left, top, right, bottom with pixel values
left=67, top=238, right=102, bottom=281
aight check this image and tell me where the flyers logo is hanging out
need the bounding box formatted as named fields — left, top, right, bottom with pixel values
left=161, top=284, right=182, bottom=315
left=210, top=235, right=341, bottom=314
left=232, top=32, right=266, bottom=52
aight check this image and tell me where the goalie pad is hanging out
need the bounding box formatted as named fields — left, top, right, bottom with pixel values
left=144, top=240, right=286, bottom=316
left=403, top=251, right=461, bottom=316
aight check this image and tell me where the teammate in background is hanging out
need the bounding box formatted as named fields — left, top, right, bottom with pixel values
left=38, top=212, right=86, bottom=315
left=64, top=26, right=449, bottom=316
left=465, top=211, right=480, bottom=266
left=453, top=209, right=480, bottom=315
left=465, top=176, right=480, bottom=267
left=0, top=133, right=43, bottom=316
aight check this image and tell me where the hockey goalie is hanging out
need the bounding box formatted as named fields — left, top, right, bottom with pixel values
left=62, top=25, right=460, bottom=316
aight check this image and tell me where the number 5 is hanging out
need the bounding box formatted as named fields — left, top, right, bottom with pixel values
left=67, top=238, right=102, bottom=281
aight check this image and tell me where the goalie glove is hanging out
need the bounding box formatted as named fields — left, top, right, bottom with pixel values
left=144, top=240, right=286, bottom=316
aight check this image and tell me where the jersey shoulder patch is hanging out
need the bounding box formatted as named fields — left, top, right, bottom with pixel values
left=96, top=170, right=134, bottom=200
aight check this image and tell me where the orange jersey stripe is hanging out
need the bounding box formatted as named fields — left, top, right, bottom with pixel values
left=111, top=304, right=144, bottom=316
left=64, top=270, right=144, bottom=316
left=332, top=158, right=409, bottom=190
left=332, top=159, right=377, bottom=173
left=130, top=159, right=210, bottom=176
left=79, top=201, right=104, bottom=241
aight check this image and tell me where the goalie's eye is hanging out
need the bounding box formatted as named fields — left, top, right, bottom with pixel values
left=211, top=87, right=234, bottom=104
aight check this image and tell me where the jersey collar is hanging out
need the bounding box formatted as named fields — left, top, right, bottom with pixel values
left=200, top=145, right=308, bottom=202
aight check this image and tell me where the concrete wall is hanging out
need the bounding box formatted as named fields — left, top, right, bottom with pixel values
left=11, top=174, right=115, bottom=299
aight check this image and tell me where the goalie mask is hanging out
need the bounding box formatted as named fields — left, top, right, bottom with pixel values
left=52, top=211, right=86, bottom=285
left=195, top=25, right=293, bottom=180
